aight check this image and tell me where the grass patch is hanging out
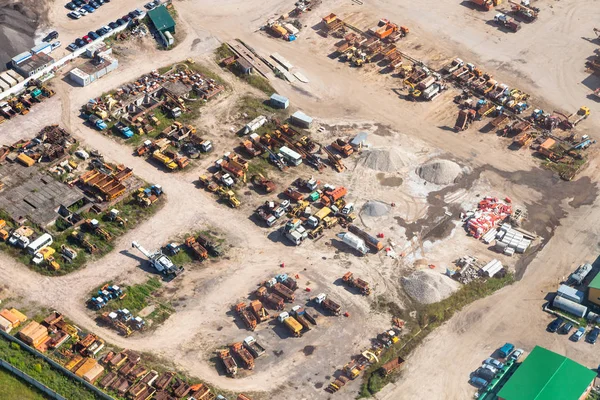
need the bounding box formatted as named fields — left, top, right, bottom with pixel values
left=214, top=43, right=234, bottom=61
left=542, top=157, right=586, bottom=181
left=359, top=274, right=515, bottom=397
left=0, top=336, right=103, bottom=400
left=100, top=278, right=174, bottom=327
left=242, top=74, right=275, bottom=95
left=237, top=95, right=282, bottom=120
left=0, top=368, right=48, bottom=400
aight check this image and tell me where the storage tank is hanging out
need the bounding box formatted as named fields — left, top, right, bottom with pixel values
left=337, top=232, right=368, bottom=255
left=553, top=295, right=587, bottom=318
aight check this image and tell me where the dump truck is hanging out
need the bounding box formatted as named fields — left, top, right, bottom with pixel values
left=219, top=349, right=238, bottom=376
left=249, top=300, right=270, bottom=322
left=342, top=272, right=372, bottom=295
left=331, top=139, right=354, bottom=157
left=494, top=13, right=521, bottom=32
left=314, top=293, right=341, bottom=315
left=256, top=287, right=285, bottom=310
left=196, top=234, right=223, bottom=257
left=321, top=186, right=347, bottom=207
left=252, top=175, right=276, bottom=193
left=291, top=306, right=312, bottom=331
left=272, top=282, right=295, bottom=302
left=348, top=224, right=383, bottom=252
left=234, top=302, right=257, bottom=331
left=243, top=336, right=265, bottom=358
left=240, top=140, right=262, bottom=157
left=185, top=237, right=208, bottom=260
left=88, top=114, right=108, bottom=131
left=278, top=312, right=303, bottom=337
left=454, top=109, right=476, bottom=132
left=231, top=342, right=255, bottom=369
left=152, top=150, right=178, bottom=170
left=470, top=0, right=494, bottom=11
left=513, top=131, right=533, bottom=148
left=284, top=187, right=304, bottom=202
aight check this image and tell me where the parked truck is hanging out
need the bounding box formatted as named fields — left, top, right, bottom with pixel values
left=272, top=282, right=295, bottom=302
left=314, top=293, right=341, bottom=315
left=278, top=312, right=303, bottom=337
left=231, top=342, right=255, bottom=370
left=256, top=287, right=284, bottom=310
left=243, top=336, right=265, bottom=358
left=348, top=224, right=383, bottom=252
left=249, top=300, right=270, bottom=323
left=153, top=150, right=178, bottom=170
left=185, top=237, right=208, bottom=260
left=219, top=349, right=238, bottom=376
left=342, top=272, right=371, bottom=295
left=88, top=114, right=108, bottom=130
left=291, top=305, right=312, bottom=331
left=234, top=302, right=257, bottom=331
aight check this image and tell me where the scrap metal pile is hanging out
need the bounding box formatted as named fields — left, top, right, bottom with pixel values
left=463, top=197, right=513, bottom=239
left=0, top=79, right=56, bottom=124
left=0, top=125, right=76, bottom=167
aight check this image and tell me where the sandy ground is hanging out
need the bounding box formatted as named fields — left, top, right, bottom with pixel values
left=0, top=0, right=599, bottom=399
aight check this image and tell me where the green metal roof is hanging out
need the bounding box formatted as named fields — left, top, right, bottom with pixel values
left=588, top=272, right=600, bottom=289
left=497, top=346, right=595, bottom=400
left=147, top=5, right=175, bottom=32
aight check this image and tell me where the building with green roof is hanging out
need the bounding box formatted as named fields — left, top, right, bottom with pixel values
left=587, top=272, right=600, bottom=306
left=147, top=5, right=176, bottom=34
left=497, top=346, right=595, bottom=400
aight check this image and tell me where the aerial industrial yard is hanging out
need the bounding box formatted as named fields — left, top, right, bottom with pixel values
left=0, top=0, right=599, bottom=399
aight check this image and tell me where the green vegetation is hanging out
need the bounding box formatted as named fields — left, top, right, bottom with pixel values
left=98, top=278, right=174, bottom=327
left=543, top=158, right=586, bottom=181
left=237, top=95, right=283, bottom=120
left=247, top=155, right=270, bottom=177
left=214, top=43, right=235, bottom=61
left=0, top=368, right=48, bottom=400
left=242, top=74, right=275, bottom=95
left=0, top=337, right=102, bottom=400
left=359, top=274, right=515, bottom=397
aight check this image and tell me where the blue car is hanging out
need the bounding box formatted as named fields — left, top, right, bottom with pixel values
left=83, top=4, right=95, bottom=12
left=88, top=31, right=100, bottom=40
left=470, top=376, right=488, bottom=389
left=90, top=1, right=100, bottom=8
left=75, top=38, right=86, bottom=47
left=587, top=326, right=600, bottom=344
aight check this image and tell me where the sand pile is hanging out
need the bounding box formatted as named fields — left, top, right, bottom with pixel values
left=361, top=148, right=406, bottom=172
left=401, top=269, right=460, bottom=304
left=361, top=201, right=391, bottom=217
left=417, top=159, right=463, bottom=185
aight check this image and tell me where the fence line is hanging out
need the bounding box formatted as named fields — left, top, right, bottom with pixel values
left=0, top=358, right=67, bottom=400
left=0, top=330, right=114, bottom=400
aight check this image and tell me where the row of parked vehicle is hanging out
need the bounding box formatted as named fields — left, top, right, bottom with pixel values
left=66, top=9, right=144, bottom=52
left=66, top=0, right=111, bottom=19
left=469, top=343, right=525, bottom=390
left=547, top=316, right=599, bottom=344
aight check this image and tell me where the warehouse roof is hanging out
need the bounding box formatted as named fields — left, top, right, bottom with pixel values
left=497, top=346, right=595, bottom=400
left=147, top=5, right=175, bottom=32
left=588, top=271, right=600, bottom=289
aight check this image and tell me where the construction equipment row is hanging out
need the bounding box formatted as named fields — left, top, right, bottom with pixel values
left=218, top=336, right=266, bottom=376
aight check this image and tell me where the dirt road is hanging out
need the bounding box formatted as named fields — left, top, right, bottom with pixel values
left=0, top=0, right=599, bottom=398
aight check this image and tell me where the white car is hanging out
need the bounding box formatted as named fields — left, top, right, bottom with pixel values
left=32, top=253, right=44, bottom=265
left=75, top=149, right=89, bottom=160
left=484, top=357, right=504, bottom=370
left=78, top=7, right=88, bottom=15
left=481, top=363, right=498, bottom=375
left=68, top=11, right=81, bottom=19
left=51, top=41, right=61, bottom=50
left=342, top=203, right=354, bottom=215
left=103, top=25, right=112, bottom=33
left=221, top=173, right=234, bottom=187
left=509, top=349, right=524, bottom=361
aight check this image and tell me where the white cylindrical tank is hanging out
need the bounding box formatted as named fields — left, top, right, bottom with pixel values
left=337, top=232, right=368, bottom=255
left=553, top=296, right=587, bottom=318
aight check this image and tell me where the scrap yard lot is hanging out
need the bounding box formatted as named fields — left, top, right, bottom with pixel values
left=0, top=0, right=598, bottom=399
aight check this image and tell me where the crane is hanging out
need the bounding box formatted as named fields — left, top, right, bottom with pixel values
left=131, top=241, right=184, bottom=277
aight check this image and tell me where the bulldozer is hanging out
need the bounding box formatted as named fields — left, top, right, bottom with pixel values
left=106, top=209, right=127, bottom=226
left=71, top=230, right=99, bottom=254
left=217, top=187, right=241, bottom=208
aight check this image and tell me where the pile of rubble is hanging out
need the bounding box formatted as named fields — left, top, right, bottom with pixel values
left=463, top=197, right=513, bottom=239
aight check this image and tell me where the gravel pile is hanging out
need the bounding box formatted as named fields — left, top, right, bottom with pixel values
left=401, top=269, right=460, bottom=304
left=417, top=159, right=463, bottom=185
left=361, top=201, right=391, bottom=217
left=361, top=149, right=406, bottom=172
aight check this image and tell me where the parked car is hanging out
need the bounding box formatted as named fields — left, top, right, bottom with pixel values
left=122, top=15, right=132, bottom=22
left=83, top=4, right=95, bottom=12
left=43, top=31, right=59, bottom=42
left=572, top=327, right=586, bottom=342
left=90, top=1, right=100, bottom=8
left=73, top=0, right=84, bottom=5
left=547, top=317, right=563, bottom=333
left=82, top=35, right=92, bottom=44
left=469, top=376, right=488, bottom=389
left=128, top=11, right=138, bottom=19
left=78, top=7, right=88, bottom=15
left=51, top=41, right=62, bottom=50
left=587, top=326, right=600, bottom=344
left=560, top=322, right=574, bottom=335
left=509, top=349, right=524, bottom=361
left=75, top=38, right=86, bottom=47
left=88, top=31, right=100, bottom=40
left=68, top=11, right=81, bottom=19
left=66, top=2, right=77, bottom=10
left=481, top=364, right=498, bottom=375
left=116, top=18, right=125, bottom=26
left=102, top=25, right=113, bottom=33
left=475, top=367, right=495, bottom=382
left=67, top=43, right=79, bottom=52
left=144, top=2, right=156, bottom=10
left=133, top=9, right=144, bottom=16
left=497, top=342, right=515, bottom=358
left=108, top=21, right=119, bottom=29
left=484, top=358, right=504, bottom=370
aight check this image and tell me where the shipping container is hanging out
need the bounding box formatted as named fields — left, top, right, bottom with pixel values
left=0, top=309, right=21, bottom=327
left=75, top=358, right=97, bottom=377
left=17, top=153, right=36, bottom=167
left=6, top=69, right=24, bottom=83
left=8, top=308, right=27, bottom=324
left=0, top=72, right=18, bottom=87
left=0, top=315, right=12, bottom=332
